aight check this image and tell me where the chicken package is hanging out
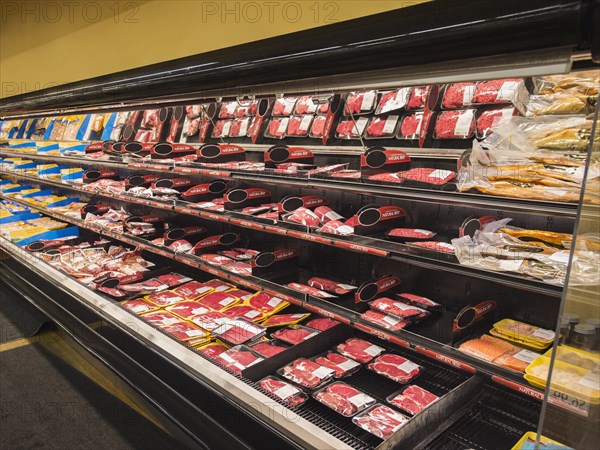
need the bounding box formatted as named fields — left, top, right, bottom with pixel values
left=214, top=345, right=264, bottom=375
left=361, top=310, right=410, bottom=332
left=313, top=352, right=361, bottom=378
left=337, top=338, right=384, bottom=363
left=442, top=82, right=476, bottom=109
left=259, top=376, right=308, bottom=407
left=272, top=325, right=319, bottom=345
left=368, top=354, right=422, bottom=383
left=365, top=116, right=400, bottom=138
left=246, top=292, right=290, bottom=315
left=278, top=358, right=335, bottom=389
left=307, top=277, right=357, bottom=296
left=388, top=385, right=439, bottom=415
left=313, top=382, right=376, bottom=417
left=352, top=404, right=409, bottom=440
left=434, top=110, right=475, bottom=139
left=305, top=318, right=340, bottom=331
left=370, top=297, right=428, bottom=320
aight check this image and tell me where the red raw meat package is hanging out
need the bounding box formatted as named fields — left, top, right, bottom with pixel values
left=376, top=88, right=410, bottom=115
left=202, top=279, right=235, bottom=292
left=287, top=282, right=337, bottom=298
left=337, top=338, right=384, bottom=363
left=267, top=118, right=289, bottom=138
left=388, top=385, right=439, bottom=415
left=121, top=299, right=157, bottom=315
left=234, top=100, right=257, bottom=117
left=314, top=352, right=361, bottom=378
left=215, top=346, right=264, bottom=375
left=286, top=207, right=320, bottom=227
left=472, top=78, right=523, bottom=104
left=272, top=326, right=318, bottom=345
left=229, top=118, right=251, bottom=137
left=353, top=404, right=409, bottom=439
left=166, top=301, right=212, bottom=320
left=199, top=254, right=235, bottom=266
left=146, top=290, right=185, bottom=307
left=396, top=168, right=456, bottom=185
left=370, top=297, right=427, bottom=320
left=196, top=342, right=228, bottom=359
left=314, top=206, right=344, bottom=223
left=386, top=228, right=436, bottom=240
left=361, top=310, right=409, bottom=331
left=135, top=130, right=152, bottom=143
left=226, top=289, right=254, bottom=301
left=251, top=341, right=287, bottom=358
left=434, top=110, right=475, bottom=139
left=406, top=86, right=430, bottom=109
left=190, top=311, right=229, bottom=331
left=366, top=116, right=399, bottom=138
left=262, top=313, right=311, bottom=327
left=212, top=120, right=232, bottom=138
left=213, top=318, right=265, bottom=345
left=141, top=109, right=159, bottom=128
left=141, top=311, right=182, bottom=327
left=476, top=107, right=516, bottom=138
left=259, top=376, right=307, bottom=407
left=168, top=240, right=192, bottom=253
left=280, top=358, right=335, bottom=388
left=368, top=354, right=421, bottom=383
left=224, top=305, right=265, bottom=322
left=442, top=82, right=476, bottom=109
left=330, top=170, right=361, bottom=179
left=161, top=321, right=209, bottom=342
left=408, top=241, right=455, bottom=254
left=310, top=115, right=327, bottom=138
left=314, top=382, right=375, bottom=416
left=336, top=118, right=368, bottom=138
left=307, top=277, right=356, bottom=295
left=186, top=118, right=200, bottom=136
left=319, top=220, right=354, bottom=235
left=306, top=318, right=340, bottom=331
left=186, top=105, right=201, bottom=119
left=273, top=97, right=297, bottom=116
left=172, top=281, right=214, bottom=300
left=396, top=293, right=442, bottom=310
left=368, top=172, right=404, bottom=184
left=198, top=291, right=241, bottom=311
left=246, top=293, right=289, bottom=314
left=294, top=95, right=330, bottom=115
left=287, top=116, right=313, bottom=136
left=219, top=101, right=237, bottom=118
left=345, top=91, right=377, bottom=115
left=223, top=262, right=252, bottom=276
left=399, top=112, right=423, bottom=139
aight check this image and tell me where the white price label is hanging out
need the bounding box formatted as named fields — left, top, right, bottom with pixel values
left=283, top=99, right=294, bottom=115
left=313, top=366, right=335, bottom=378
left=398, top=360, right=420, bottom=373
left=497, top=81, right=520, bottom=101
left=354, top=117, right=368, bottom=134
left=219, top=297, right=235, bottom=306
left=299, top=116, right=312, bottom=132
left=277, top=119, right=288, bottom=134
left=428, top=169, right=453, bottom=181
left=361, top=92, right=375, bottom=110
left=365, top=345, right=383, bottom=357
left=453, top=111, right=474, bottom=137
left=185, top=329, right=207, bottom=337
left=383, top=116, right=399, bottom=134
left=131, top=305, right=148, bottom=314
left=413, top=229, right=433, bottom=236
left=239, top=119, right=249, bottom=136
left=533, top=328, right=555, bottom=341
left=222, top=121, right=232, bottom=136
left=267, top=297, right=284, bottom=308
left=338, top=358, right=360, bottom=371
left=349, top=393, right=373, bottom=408
left=274, top=384, right=299, bottom=400
left=163, top=317, right=180, bottom=325
left=384, top=315, right=402, bottom=326
left=246, top=310, right=261, bottom=319
left=338, top=284, right=357, bottom=290
left=462, top=84, right=476, bottom=105
left=512, top=349, right=539, bottom=363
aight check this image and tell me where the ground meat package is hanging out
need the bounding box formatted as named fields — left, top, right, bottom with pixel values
left=278, top=358, right=336, bottom=389
left=368, top=354, right=422, bottom=383
left=398, top=112, right=424, bottom=139
left=387, top=385, right=439, bottom=415
left=313, top=382, right=376, bottom=417
left=313, top=352, right=361, bottom=378
left=406, top=86, right=430, bottom=109
left=376, top=88, right=411, bottom=115
left=337, top=338, right=384, bottom=363
left=212, top=318, right=266, bottom=346
left=396, top=168, right=457, bottom=186
left=214, top=345, right=264, bottom=375
left=434, top=110, right=475, bottom=139
left=336, top=118, right=368, bottom=139
left=345, top=91, right=378, bottom=115
left=442, top=82, right=476, bottom=109
left=472, top=78, right=525, bottom=105
left=386, top=228, right=437, bottom=242
left=352, top=404, right=409, bottom=440
left=259, top=376, right=308, bottom=407
left=476, top=107, right=517, bottom=139
left=365, top=116, right=400, bottom=138
left=286, top=116, right=313, bottom=137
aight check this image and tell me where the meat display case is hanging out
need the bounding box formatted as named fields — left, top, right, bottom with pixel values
left=1, top=1, right=599, bottom=449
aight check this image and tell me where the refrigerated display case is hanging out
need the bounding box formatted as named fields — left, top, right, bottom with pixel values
left=0, top=1, right=598, bottom=448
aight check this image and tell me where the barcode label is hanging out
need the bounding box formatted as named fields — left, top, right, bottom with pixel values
left=462, top=84, right=476, bottom=105
left=497, top=81, right=520, bottom=101
left=579, top=372, right=600, bottom=390
left=365, top=345, right=383, bottom=357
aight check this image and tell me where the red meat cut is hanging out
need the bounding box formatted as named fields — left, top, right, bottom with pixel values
left=353, top=405, right=409, bottom=439
left=121, top=299, right=156, bottom=315
left=197, top=291, right=240, bottom=310
left=476, top=107, right=516, bottom=138
left=252, top=342, right=287, bottom=358
left=186, top=118, right=200, bottom=136
left=287, top=282, right=337, bottom=298
left=442, top=82, right=475, bottom=109
left=259, top=377, right=307, bottom=407
left=219, top=102, right=237, bottom=118
left=272, top=327, right=318, bottom=345
left=173, top=281, right=213, bottom=299
left=434, top=110, right=475, bottom=139
left=396, top=293, right=442, bottom=310
left=408, top=241, right=455, bottom=254
left=141, top=109, right=159, bottom=128
left=280, top=359, right=335, bottom=388
left=307, top=277, right=356, bottom=295
left=406, top=86, right=430, bottom=109
left=199, top=254, right=235, bottom=266
left=197, top=343, right=227, bottom=359
left=213, top=319, right=264, bottom=345
left=224, top=262, right=252, bottom=276
left=366, top=116, right=399, bottom=137
left=190, top=311, right=228, bottom=331
left=273, top=97, right=297, bottom=116
left=389, top=385, right=439, bottom=415
left=310, top=115, right=326, bottom=137
left=387, top=228, right=435, bottom=240
left=314, top=206, right=344, bottom=223
left=286, top=207, right=320, bottom=227
left=268, top=118, right=288, bottom=137
left=399, top=112, right=423, bottom=139
left=337, top=338, right=384, bottom=363
left=202, top=279, right=234, bottom=292
left=472, top=78, right=522, bottom=104
left=314, top=382, right=374, bottom=416
left=287, top=116, right=312, bottom=136
left=368, top=354, right=421, bottom=383
left=306, top=318, right=340, bottom=331
left=319, top=220, right=354, bottom=235
left=345, top=91, right=376, bottom=115
left=361, top=310, right=409, bottom=331
left=330, top=170, right=361, bottom=179
left=246, top=293, right=288, bottom=314
left=215, top=348, right=263, bottom=374
left=377, top=88, right=410, bottom=114
left=224, top=305, right=264, bottom=321
left=336, top=119, right=367, bottom=138
left=166, top=301, right=212, bottom=320
left=314, top=353, right=361, bottom=377
left=186, top=105, right=200, bottom=119
left=368, top=172, right=404, bottom=184
left=370, top=297, right=427, bottom=320
left=396, top=168, right=456, bottom=185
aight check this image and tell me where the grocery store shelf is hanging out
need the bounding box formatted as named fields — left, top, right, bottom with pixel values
left=0, top=171, right=565, bottom=298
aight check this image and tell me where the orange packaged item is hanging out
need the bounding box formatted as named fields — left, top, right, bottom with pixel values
left=492, top=348, right=539, bottom=372
left=458, top=335, right=515, bottom=362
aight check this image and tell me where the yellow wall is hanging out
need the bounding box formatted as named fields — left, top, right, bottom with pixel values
left=1, top=1, right=427, bottom=98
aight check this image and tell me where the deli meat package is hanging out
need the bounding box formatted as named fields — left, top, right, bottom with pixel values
left=212, top=318, right=266, bottom=346
left=272, top=325, right=319, bottom=345
left=442, top=82, right=476, bottom=109
left=313, top=382, right=375, bottom=417
left=434, top=110, right=475, bottom=139
left=368, top=354, right=422, bottom=383
left=388, top=385, right=439, bottom=415
left=246, top=292, right=290, bottom=314
left=352, top=404, right=409, bottom=439
left=259, top=376, right=308, bottom=407
left=370, top=298, right=428, bottom=320
left=307, top=277, right=357, bottom=296
left=361, top=310, right=409, bottom=332
left=214, top=345, right=264, bottom=375
left=337, top=338, right=384, bottom=363
left=279, top=358, right=335, bottom=389
left=314, top=352, right=361, bottom=378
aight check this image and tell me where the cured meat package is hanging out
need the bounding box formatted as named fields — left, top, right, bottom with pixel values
left=278, top=358, right=335, bottom=389
left=387, top=385, right=439, bottom=415
left=259, top=376, right=308, bottom=407
left=352, top=404, right=409, bottom=439
left=313, top=382, right=376, bottom=417
left=368, top=354, right=422, bottom=383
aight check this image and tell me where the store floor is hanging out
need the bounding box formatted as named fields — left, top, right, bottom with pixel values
left=0, top=287, right=187, bottom=450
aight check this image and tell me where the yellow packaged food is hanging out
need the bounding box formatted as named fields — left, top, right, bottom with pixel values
left=489, top=328, right=550, bottom=351
left=492, top=319, right=556, bottom=347
left=543, top=345, right=600, bottom=371
left=511, top=431, right=573, bottom=449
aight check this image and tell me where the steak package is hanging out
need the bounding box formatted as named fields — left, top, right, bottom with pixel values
left=361, top=310, right=409, bottom=332
left=396, top=168, right=456, bottom=186
left=140, top=310, right=182, bottom=327
left=278, top=358, right=335, bottom=389
left=166, top=301, right=212, bottom=320
left=398, top=112, right=424, bottom=139
left=313, top=382, right=376, bottom=417
left=434, top=110, right=475, bottom=139
left=285, top=207, right=321, bottom=227
left=313, top=206, right=344, bottom=223
left=272, top=325, right=319, bottom=345
left=198, top=291, right=242, bottom=311
left=246, top=292, right=290, bottom=314
left=313, top=352, right=361, bottom=378
left=309, top=115, right=327, bottom=138
left=336, top=118, right=368, bottom=139
left=145, top=290, right=185, bottom=307
left=266, top=118, right=289, bottom=138
left=190, top=311, right=229, bottom=331
left=287, top=282, right=337, bottom=299
left=219, top=101, right=238, bottom=119
left=442, top=82, right=476, bottom=109
left=345, top=91, right=377, bottom=115
left=387, top=385, right=439, bottom=415
left=259, top=376, right=308, bottom=407
left=352, top=404, right=409, bottom=440
left=212, top=318, right=266, bottom=346
left=305, top=318, right=340, bottom=331
left=196, top=341, right=229, bottom=359
left=120, top=299, right=159, bottom=315
left=386, top=228, right=436, bottom=242
left=223, top=304, right=266, bottom=322
left=476, top=107, right=517, bottom=139
left=286, top=116, right=313, bottom=137
left=212, top=120, right=232, bottom=138
left=161, top=321, right=210, bottom=343
left=262, top=313, right=312, bottom=328
left=365, top=116, right=400, bottom=138
left=318, top=220, right=354, bottom=236
left=294, top=95, right=329, bottom=115
left=202, top=279, right=235, bottom=292
left=370, top=298, right=428, bottom=320
left=368, top=354, right=422, bottom=383
left=307, top=277, right=357, bottom=296
left=273, top=97, right=297, bottom=116
left=337, top=338, right=384, bottom=363
left=396, top=293, right=443, bottom=311
left=406, top=86, right=430, bottom=109
left=376, top=88, right=411, bottom=115
left=251, top=341, right=288, bottom=358
left=214, top=345, right=264, bottom=375
left=172, top=281, right=214, bottom=300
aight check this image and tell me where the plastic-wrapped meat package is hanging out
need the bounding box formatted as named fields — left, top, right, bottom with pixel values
left=313, top=206, right=344, bottom=223
left=213, top=318, right=266, bottom=345
left=368, top=172, right=404, bottom=184
left=202, top=279, right=235, bottom=292
left=161, top=321, right=210, bottom=342
left=442, top=82, right=476, bottom=109
left=214, top=346, right=264, bottom=375
left=120, top=279, right=168, bottom=294
left=97, top=286, right=127, bottom=298
left=168, top=239, right=192, bottom=253
left=366, top=116, right=399, bottom=138
left=310, top=115, right=327, bottom=138
left=172, top=281, right=213, bottom=300
left=229, top=118, right=251, bottom=137
left=232, top=247, right=260, bottom=260
left=286, top=116, right=313, bottom=136
left=141, top=311, right=182, bottom=327
left=368, top=354, right=421, bottom=383
left=121, top=299, right=158, bottom=315
left=396, top=168, right=456, bottom=185
left=472, top=78, right=523, bottom=104
left=225, top=289, right=254, bottom=302
left=259, top=376, right=308, bottom=407
left=314, top=352, right=361, bottom=378
left=279, top=358, right=335, bottom=388
left=294, top=96, right=329, bottom=114
left=407, top=241, right=456, bottom=254
left=212, top=120, right=232, bottom=138
left=135, top=129, right=153, bottom=143
left=458, top=334, right=516, bottom=362
left=262, top=313, right=311, bottom=327
left=166, top=301, right=212, bottom=320
left=286, top=207, right=320, bottom=227
left=370, top=298, right=427, bottom=320
left=337, top=338, right=384, bottom=364
left=198, top=291, right=241, bottom=311
left=224, top=262, right=252, bottom=276
left=272, top=326, right=318, bottom=345
left=388, top=385, right=439, bottom=415
left=196, top=342, right=228, bottom=359
left=376, top=88, right=410, bottom=114
left=307, top=277, right=356, bottom=295
left=336, top=118, right=368, bottom=138
left=434, top=110, right=475, bottom=139
left=287, top=282, right=337, bottom=298
left=272, top=97, right=297, bottom=116
left=476, top=107, right=516, bottom=138
left=251, top=341, right=287, bottom=358
left=353, top=404, right=409, bottom=439
left=361, top=310, right=409, bottom=331
left=146, top=290, right=186, bottom=307
left=345, top=91, right=377, bottom=115
left=186, top=105, right=201, bottom=119
left=307, top=164, right=349, bottom=176
left=246, top=293, right=289, bottom=314
left=396, top=293, right=442, bottom=311
left=399, top=112, right=423, bottom=139
left=224, top=305, right=265, bottom=322
left=219, top=101, right=238, bottom=118
left=234, top=100, right=257, bottom=117
left=267, top=118, right=289, bottom=138
left=186, top=118, right=200, bottom=136
left=386, top=228, right=436, bottom=241
left=190, top=311, right=229, bottom=331
left=306, top=318, right=340, bottom=331
left=314, top=382, right=375, bottom=416
left=141, top=109, right=159, bottom=128
left=330, top=170, right=361, bottom=180
left=319, top=220, right=354, bottom=236
left=406, top=86, right=430, bottom=109
left=199, top=254, right=235, bottom=266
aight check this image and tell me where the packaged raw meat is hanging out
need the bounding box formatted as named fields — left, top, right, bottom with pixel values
left=172, top=281, right=214, bottom=300
left=285, top=207, right=320, bottom=227
left=365, top=116, right=400, bottom=138
left=313, top=382, right=375, bottom=417
left=199, top=254, right=235, bottom=266
left=186, top=105, right=201, bottom=119
left=307, top=164, right=349, bottom=176
left=330, top=170, right=361, bottom=179
left=434, top=110, right=475, bottom=139
left=166, top=301, right=212, bottom=320
left=318, top=220, right=354, bottom=236
left=376, top=88, right=411, bottom=115
left=406, top=241, right=456, bottom=254
left=214, top=345, right=264, bottom=375
left=370, top=298, right=427, bottom=320
left=279, top=358, right=335, bottom=389
left=225, top=289, right=254, bottom=301
left=198, top=291, right=242, bottom=311
left=309, top=115, right=327, bottom=138
left=212, top=318, right=266, bottom=346
left=294, top=96, right=330, bottom=115
left=307, top=277, right=356, bottom=295
left=387, top=385, right=439, bottom=415
left=272, top=97, right=297, bottom=116
left=442, top=82, right=476, bottom=109
left=223, top=305, right=265, bottom=322
left=168, top=240, right=193, bottom=253
left=219, top=101, right=238, bottom=119
left=313, top=206, right=345, bottom=223
left=223, top=262, right=252, bottom=277
left=272, top=325, right=319, bottom=345
left=246, top=292, right=290, bottom=314
left=337, top=338, right=384, bottom=363
left=286, top=116, right=313, bottom=137
left=396, top=293, right=442, bottom=311
left=398, top=112, right=424, bottom=139
left=195, top=341, right=229, bottom=359
left=353, top=404, right=409, bottom=440
left=476, top=107, right=517, bottom=139
left=190, top=311, right=229, bottom=331
left=185, top=118, right=200, bottom=136
left=262, top=313, right=311, bottom=327
left=361, top=310, right=409, bottom=332
left=492, top=319, right=556, bottom=347
left=220, top=249, right=257, bottom=262
left=266, top=118, right=289, bottom=138
left=472, top=78, right=524, bottom=104
left=386, top=228, right=436, bottom=242
left=336, top=118, right=368, bottom=138
left=212, top=120, right=232, bottom=138
left=314, top=352, right=361, bottom=378
left=406, top=86, right=430, bottom=109
left=140, top=311, right=182, bottom=327
left=259, top=376, right=308, bottom=407
left=368, top=354, right=422, bottom=383
left=305, top=318, right=340, bottom=331
left=229, top=118, right=251, bottom=137
left=251, top=341, right=287, bottom=358
left=161, top=321, right=210, bottom=343
left=286, top=282, right=337, bottom=299
left=344, top=91, right=377, bottom=115
left=458, top=334, right=516, bottom=362
left=202, top=279, right=235, bottom=292
left=367, top=172, right=404, bottom=184
left=145, top=290, right=185, bottom=307
left=120, top=299, right=158, bottom=315
left=233, top=100, right=257, bottom=117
